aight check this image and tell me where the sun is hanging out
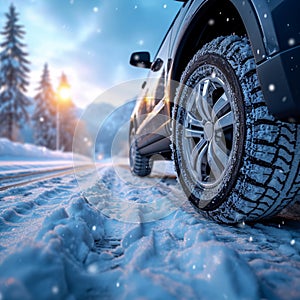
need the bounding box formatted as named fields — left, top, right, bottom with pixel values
left=58, top=86, right=71, bottom=101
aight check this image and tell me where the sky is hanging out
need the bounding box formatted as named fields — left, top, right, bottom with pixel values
left=0, top=0, right=182, bottom=108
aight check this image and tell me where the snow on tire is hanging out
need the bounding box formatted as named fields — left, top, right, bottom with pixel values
left=172, top=35, right=300, bottom=223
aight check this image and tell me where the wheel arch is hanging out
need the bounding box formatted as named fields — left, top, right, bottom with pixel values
left=170, top=0, right=265, bottom=85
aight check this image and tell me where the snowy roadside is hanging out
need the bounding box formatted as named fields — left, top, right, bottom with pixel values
left=0, top=140, right=299, bottom=300
left=0, top=138, right=80, bottom=161
left=0, top=138, right=89, bottom=176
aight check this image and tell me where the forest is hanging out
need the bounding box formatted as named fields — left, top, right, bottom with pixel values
left=0, top=4, right=80, bottom=152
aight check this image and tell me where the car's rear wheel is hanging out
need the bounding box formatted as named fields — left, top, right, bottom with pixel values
left=129, top=127, right=152, bottom=177
left=172, top=35, right=300, bottom=223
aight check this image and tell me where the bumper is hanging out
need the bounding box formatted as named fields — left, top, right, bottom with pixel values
left=256, top=45, right=300, bottom=123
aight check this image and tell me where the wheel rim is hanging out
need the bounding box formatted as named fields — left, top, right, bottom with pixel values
left=182, top=71, right=236, bottom=188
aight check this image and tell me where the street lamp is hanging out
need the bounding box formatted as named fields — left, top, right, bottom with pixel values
left=56, top=74, right=71, bottom=150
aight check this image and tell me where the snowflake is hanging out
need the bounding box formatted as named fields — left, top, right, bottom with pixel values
left=88, top=263, right=98, bottom=274
left=208, top=19, right=215, bottom=26
left=288, top=38, right=296, bottom=46
left=52, top=286, right=59, bottom=295
left=268, top=84, right=276, bottom=92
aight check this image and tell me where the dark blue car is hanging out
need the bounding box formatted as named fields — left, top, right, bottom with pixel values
left=129, top=0, right=300, bottom=223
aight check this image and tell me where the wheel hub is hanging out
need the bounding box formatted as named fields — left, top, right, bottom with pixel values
left=204, top=121, right=214, bottom=141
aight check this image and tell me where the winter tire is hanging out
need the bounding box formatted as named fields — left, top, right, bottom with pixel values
left=129, top=127, right=152, bottom=177
left=172, top=35, right=300, bottom=223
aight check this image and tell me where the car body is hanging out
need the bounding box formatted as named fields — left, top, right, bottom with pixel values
left=129, top=0, right=300, bottom=223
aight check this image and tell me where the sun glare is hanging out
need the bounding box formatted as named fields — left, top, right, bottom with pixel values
left=58, top=86, right=71, bottom=101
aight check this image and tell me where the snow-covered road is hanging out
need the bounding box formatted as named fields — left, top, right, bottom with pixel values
left=0, top=141, right=299, bottom=300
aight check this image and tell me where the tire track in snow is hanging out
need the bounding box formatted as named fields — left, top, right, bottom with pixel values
left=84, top=163, right=300, bottom=299
left=0, top=165, right=95, bottom=262
left=0, top=164, right=93, bottom=191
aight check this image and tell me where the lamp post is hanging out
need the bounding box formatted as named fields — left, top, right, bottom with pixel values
left=56, top=74, right=71, bottom=150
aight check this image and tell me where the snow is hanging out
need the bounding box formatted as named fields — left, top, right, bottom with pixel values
left=0, top=139, right=300, bottom=299
left=0, top=137, right=85, bottom=162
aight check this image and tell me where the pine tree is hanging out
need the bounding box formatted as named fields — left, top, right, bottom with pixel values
left=57, top=72, right=77, bottom=152
left=32, top=63, right=57, bottom=150
left=0, top=4, right=30, bottom=141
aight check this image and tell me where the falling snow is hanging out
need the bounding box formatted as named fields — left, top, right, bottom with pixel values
left=52, top=286, right=59, bottom=295
left=288, top=38, right=296, bottom=46
left=87, top=263, right=98, bottom=274
left=208, top=19, right=215, bottom=26
left=268, top=84, right=276, bottom=92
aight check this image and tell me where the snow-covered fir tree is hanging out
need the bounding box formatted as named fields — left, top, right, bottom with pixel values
left=32, top=63, right=57, bottom=150
left=0, top=4, right=30, bottom=141
left=57, top=72, right=77, bottom=152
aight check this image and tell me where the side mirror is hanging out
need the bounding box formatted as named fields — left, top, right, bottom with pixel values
left=130, top=51, right=151, bottom=69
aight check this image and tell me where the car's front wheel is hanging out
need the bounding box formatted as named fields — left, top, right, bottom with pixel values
left=172, top=35, right=300, bottom=223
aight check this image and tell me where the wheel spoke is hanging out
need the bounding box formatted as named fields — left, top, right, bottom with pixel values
left=202, top=80, right=212, bottom=120
left=212, top=92, right=229, bottom=119
left=184, top=112, right=204, bottom=138
left=191, top=138, right=207, bottom=169
left=211, top=137, right=229, bottom=169
left=195, top=142, right=208, bottom=178
left=184, top=127, right=204, bottom=138
left=215, top=110, right=234, bottom=130
left=184, top=112, right=203, bottom=128
left=196, top=81, right=211, bottom=122
left=207, top=142, right=223, bottom=180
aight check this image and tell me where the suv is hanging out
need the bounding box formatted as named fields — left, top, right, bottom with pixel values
left=129, top=0, right=300, bottom=223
